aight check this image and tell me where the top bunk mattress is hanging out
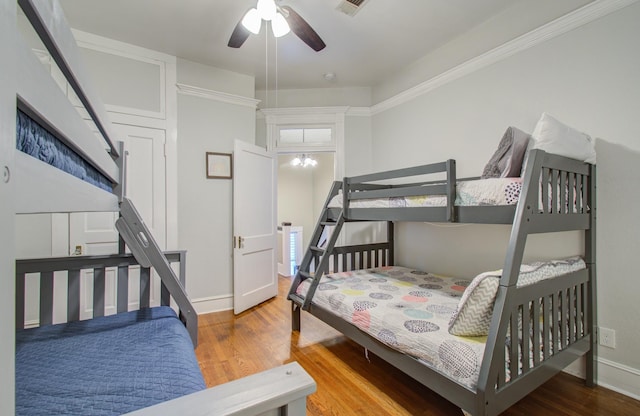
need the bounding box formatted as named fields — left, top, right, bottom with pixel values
left=329, top=177, right=522, bottom=209
left=16, top=109, right=114, bottom=192
left=16, top=306, right=205, bottom=416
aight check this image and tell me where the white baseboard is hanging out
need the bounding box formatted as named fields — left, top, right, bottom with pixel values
left=192, top=294, right=233, bottom=315
left=597, top=357, right=640, bottom=401
left=562, top=356, right=640, bottom=400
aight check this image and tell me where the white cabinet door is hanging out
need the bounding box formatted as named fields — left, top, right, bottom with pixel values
left=233, top=140, right=277, bottom=314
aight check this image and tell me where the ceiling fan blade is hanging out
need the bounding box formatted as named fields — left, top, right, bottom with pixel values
left=228, top=19, right=251, bottom=48
left=281, top=6, right=326, bottom=52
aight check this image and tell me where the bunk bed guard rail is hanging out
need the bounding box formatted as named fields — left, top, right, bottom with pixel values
left=342, top=159, right=457, bottom=221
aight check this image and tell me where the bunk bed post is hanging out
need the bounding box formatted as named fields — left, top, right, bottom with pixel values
left=585, top=164, right=597, bottom=387
left=476, top=150, right=543, bottom=414
left=446, top=159, right=456, bottom=222
left=292, top=303, right=301, bottom=331
left=387, top=220, right=395, bottom=266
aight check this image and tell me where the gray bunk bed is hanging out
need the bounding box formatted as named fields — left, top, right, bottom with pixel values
left=288, top=148, right=596, bottom=415
left=10, top=1, right=315, bottom=415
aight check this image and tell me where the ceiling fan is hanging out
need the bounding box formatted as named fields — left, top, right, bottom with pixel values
left=228, top=0, right=326, bottom=52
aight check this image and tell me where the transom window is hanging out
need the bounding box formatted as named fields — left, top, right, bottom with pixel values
left=278, top=127, right=333, bottom=147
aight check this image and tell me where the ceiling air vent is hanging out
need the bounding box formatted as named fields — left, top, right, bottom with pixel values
left=336, top=0, right=369, bottom=17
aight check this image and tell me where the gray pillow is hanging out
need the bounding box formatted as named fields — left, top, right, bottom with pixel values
left=481, top=127, right=531, bottom=178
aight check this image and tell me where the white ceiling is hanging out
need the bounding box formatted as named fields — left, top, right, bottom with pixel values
left=58, top=0, right=593, bottom=91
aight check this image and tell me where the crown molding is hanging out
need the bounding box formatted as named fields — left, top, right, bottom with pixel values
left=260, top=106, right=350, bottom=116
left=346, top=107, right=372, bottom=117
left=176, top=83, right=261, bottom=108
left=371, top=0, right=639, bottom=115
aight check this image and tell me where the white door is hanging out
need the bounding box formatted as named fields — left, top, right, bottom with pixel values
left=68, top=124, right=166, bottom=317
left=233, top=140, right=277, bottom=314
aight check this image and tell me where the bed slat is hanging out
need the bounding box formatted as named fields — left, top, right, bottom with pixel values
left=576, top=174, right=583, bottom=213
left=16, top=273, right=26, bottom=330
left=568, top=173, right=575, bottom=214
left=543, top=296, right=550, bottom=361
left=117, top=265, right=129, bottom=313
left=93, top=267, right=105, bottom=318
left=161, top=282, right=170, bottom=307
left=140, top=267, right=151, bottom=309
left=67, top=269, right=80, bottom=321
left=522, top=302, right=531, bottom=373
left=532, top=298, right=541, bottom=367
left=542, top=168, right=550, bottom=214
left=551, top=170, right=559, bottom=214
left=561, top=289, right=568, bottom=349
left=576, top=283, right=583, bottom=337
left=569, top=287, right=576, bottom=343
left=39, top=271, right=54, bottom=326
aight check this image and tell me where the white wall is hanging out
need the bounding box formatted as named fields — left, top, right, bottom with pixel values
left=370, top=1, right=640, bottom=397
left=373, top=0, right=593, bottom=103
left=177, top=58, right=257, bottom=313
left=312, top=153, right=335, bottom=220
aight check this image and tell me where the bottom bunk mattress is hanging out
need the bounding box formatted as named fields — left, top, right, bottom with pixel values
left=16, top=306, right=205, bottom=416
left=296, top=266, right=486, bottom=390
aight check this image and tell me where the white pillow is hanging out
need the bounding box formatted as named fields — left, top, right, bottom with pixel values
left=531, top=113, right=596, bottom=164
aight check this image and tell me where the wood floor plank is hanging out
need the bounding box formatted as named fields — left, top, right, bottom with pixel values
left=195, top=277, right=640, bottom=415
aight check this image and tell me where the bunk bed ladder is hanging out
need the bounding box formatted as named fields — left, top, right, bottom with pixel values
left=288, top=181, right=345, bottom=312
left=115, top=197, right=198, bottom=346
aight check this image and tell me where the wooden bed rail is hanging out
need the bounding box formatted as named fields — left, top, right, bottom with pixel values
left=479, top=268, right=592, bottom=415
left=16, top=251, right=187, bottom=331
left=124, top=362, right=316, bottom=416
left=310, top=242, right=394, bottom=275
left=343, top=159, right=456, bottom=222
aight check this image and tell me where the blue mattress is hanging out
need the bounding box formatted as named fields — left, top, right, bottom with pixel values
left=16, top=109, right=114, bottom=192
left=16, top=306, right=205, bottom=416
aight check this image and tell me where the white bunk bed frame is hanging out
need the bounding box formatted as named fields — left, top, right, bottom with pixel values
left=4, top=1, right=315, bottom=415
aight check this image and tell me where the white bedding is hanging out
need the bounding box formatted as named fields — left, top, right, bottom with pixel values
left=329, top=177, right=523, bottom=208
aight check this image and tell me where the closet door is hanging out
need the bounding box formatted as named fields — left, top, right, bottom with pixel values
left=70, top=124, right=166, bottom=318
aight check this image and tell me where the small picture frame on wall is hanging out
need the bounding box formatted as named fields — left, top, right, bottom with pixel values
left=206, top=152, right=233, bottom=179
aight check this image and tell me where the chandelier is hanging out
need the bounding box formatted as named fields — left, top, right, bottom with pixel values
left=290, top=154, right=318, bottom=168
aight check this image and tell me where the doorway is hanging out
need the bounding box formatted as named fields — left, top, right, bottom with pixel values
left=277, top=152, right=334, bottom=276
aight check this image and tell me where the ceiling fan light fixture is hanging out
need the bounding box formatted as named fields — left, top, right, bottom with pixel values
left=241, top=8, right=262, bottom=34
left=257, top=0, right=277, bottom=21
left=271, top=12, right=290, bottom=37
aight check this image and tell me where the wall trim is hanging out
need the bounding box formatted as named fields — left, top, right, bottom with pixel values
left=192, top=294, right=234, bottom=315
left=598, top=357, right=640, bottom=400
left=346, top=107, right=372, bottom=117
left=176, top=83, right=260, bottom=108
left=371, top=0, right=639, bottom=115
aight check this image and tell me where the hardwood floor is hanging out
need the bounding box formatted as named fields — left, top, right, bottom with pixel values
left=195, top=277, right=640, bottom=415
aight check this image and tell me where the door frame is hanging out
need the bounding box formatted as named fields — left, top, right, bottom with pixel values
left=262, top=107, right=346, bottom=249
left=261, top=106, right=346, bottom=180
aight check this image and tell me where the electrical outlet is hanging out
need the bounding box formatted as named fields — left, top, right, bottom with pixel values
left=599, top=327, right=616, bottom=348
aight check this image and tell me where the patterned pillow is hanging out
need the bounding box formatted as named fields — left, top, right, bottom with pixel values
left=448, top=256, right=586, bottom=337
left=481, top=126, right=531, bottom=179
left=448, top=270, right=501, bottom=336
